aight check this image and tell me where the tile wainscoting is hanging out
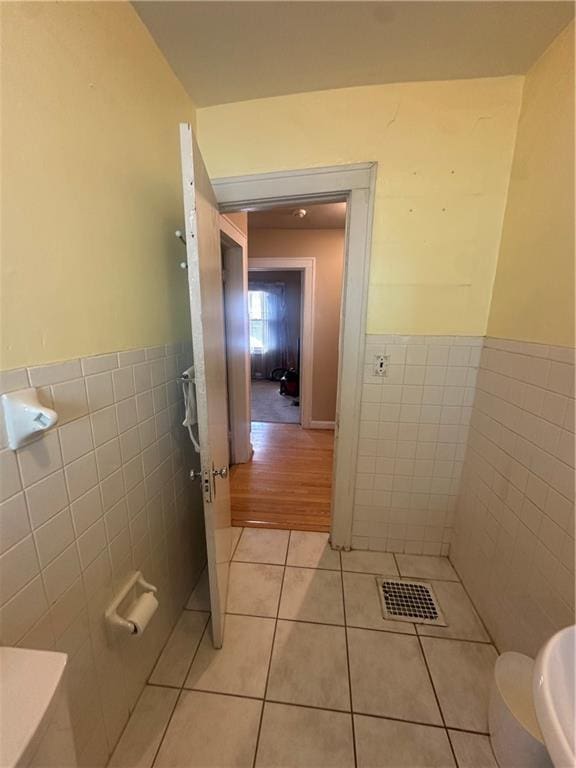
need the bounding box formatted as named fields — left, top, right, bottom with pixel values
left=451, top=337, right=575, bottom=657
left=0, top=343, right=206, bottom=766
left=354, top=335, right=483, bottom=555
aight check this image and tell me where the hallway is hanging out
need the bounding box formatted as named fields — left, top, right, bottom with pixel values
left=230, top=422, right=334, bottom=531
left=251, top=380, right=300, bottom=424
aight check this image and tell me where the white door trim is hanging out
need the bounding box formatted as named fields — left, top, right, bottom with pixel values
left=220, top=215, right=252, bottom=464
left=212, top=162, right=377, bottom=551
left=248, top=256, right=315, bottom=429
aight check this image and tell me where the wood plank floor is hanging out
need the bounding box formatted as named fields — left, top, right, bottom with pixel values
left=230, top=422, right=334, bottom=532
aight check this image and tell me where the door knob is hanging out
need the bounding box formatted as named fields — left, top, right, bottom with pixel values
left=212, top=466, right=228, bottom=479
left=190, top=469, right=202, bottom=480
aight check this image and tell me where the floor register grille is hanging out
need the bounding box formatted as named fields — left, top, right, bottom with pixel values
left=376, top=578, right=447, bottom=626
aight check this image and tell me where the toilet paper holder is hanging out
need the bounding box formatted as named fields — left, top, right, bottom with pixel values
left=105, top=571, right=158, bottom=635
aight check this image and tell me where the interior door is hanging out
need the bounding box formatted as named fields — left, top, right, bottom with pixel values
left=179, top=123, right=231, bottom=648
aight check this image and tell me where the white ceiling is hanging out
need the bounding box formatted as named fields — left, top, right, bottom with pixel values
left=249, top=202, right=347, bottom=230
left=133, top=1, right=574, bottom=107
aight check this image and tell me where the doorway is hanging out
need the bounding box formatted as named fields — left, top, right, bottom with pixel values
left=224, top=202, right=347, bottom=531
left=214, top=162, right=376, bottom=549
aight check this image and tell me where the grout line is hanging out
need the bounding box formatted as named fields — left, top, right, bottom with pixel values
left=144, top=684, right=490, bottom=738
left=148, top=610, right=212, bottom=767
left=415, top=631, right=459, bottom=767
left=230, top=526, right=244, bottom=559
left=149, top=688, right=182, bottom=768
left=340, top=553, right=358, bottom=767
left=446, top=557, right=501, bottom=654
left=251, top=530, right=290, bottom=768
left=180, top=686, right=264, bottom=702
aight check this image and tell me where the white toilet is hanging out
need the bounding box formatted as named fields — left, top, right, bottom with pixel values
left=489, top=651, right=552, bottom=768
left=0, top=647, right=78, bottom=768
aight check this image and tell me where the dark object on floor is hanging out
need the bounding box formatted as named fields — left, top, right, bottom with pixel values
left=280, top=368, right=299, bottom=397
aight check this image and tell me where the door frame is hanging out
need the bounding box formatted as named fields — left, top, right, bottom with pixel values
left=212, top=162, right=376, bottom=550
left=248, top=257, right=315, bottom=429
left=220, top=214, right=252, bottom=464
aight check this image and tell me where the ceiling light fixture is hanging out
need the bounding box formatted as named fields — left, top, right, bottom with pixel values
left=292, top=208, right=307, bottom=219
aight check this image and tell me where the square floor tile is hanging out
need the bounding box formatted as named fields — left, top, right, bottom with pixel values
left=233, top=528, right=289, bottom=565
left=343, top=572, right=416, bottom=634
left=267, top=620, right=350, bottom=711
left=227, top=562, right=283, bottom=618
left=154, top=691, right=262, bottom=768
left=449, top=730, right=498, bottom=768
left=109, top=686, right=178, bottom=768
left=185, top=614, right=275, bottom=698
left=287, top=531, right=341, bottom=570
left=348, top=628, right=441, bottom=724
left=279, top=567, right=344, bottom=625
left=341, top=550, right=398, bottom=576
left=396, top=554, right=458, bottom=581
left=417, top=581, right=490, bottom=642
left=149, top=611, right=209, bottom=687
left=186, top=568, right=210, bottom=611
left=421, top=637, right=498, bottom=732
left=354, top=715, right=455, bottom=768
left=256, top=702, right=354, bottom=768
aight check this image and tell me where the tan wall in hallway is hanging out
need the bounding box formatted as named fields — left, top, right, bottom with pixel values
left=249, top=228, right=344, bottom=422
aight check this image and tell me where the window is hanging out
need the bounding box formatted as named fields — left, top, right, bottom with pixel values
left=248, top=290, right=265, bottom=353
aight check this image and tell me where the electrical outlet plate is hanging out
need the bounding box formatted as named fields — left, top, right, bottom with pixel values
left=373, top=354, right=389, bottom=377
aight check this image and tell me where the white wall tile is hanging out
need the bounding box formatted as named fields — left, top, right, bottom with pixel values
left=28, top=360, right=82, bottom=387
left=354, top=334, right=482, bottom=555
left=51, top=378, right=89, bottom=424
left=116, top=398, right=138, bottom=434
left=17, top=430, right=63, bottom=487
left=0, top=493, right=30, bottom=555
left=59, top=416, right=94, bottom=464
left=118, top=349, right=146, bottom=367
left=95, top=439, right=122, bottom=481
left=91, top=406, right=119, bottom=447
left=0, top=449, right=22, bottom=502
left=25, top=470, right=69, bottom=529
left=0, top=343, right=202, bottom=764
left=101, top=469, right=125, bottom=512
left=0, top=576, right=48, bottom=646
left=0, top=535, right=39, bottom=605
left=77, top=520, right=107, bottom=570
left=452, top=336, right=575, bottom=658
left=65, top=452, right=99, bottom=502
left=112, top=367, right=135, bottom=401
left=70, top=486, right=104, bottom=537
left=42, top=543, right=81, bottom=603
left=81, top=354, right=119, bottom=376
left=34, top=508, right=75, bottom=568
left=86, top=373, right=115, bottom=412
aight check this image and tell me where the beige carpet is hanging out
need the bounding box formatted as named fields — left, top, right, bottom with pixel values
left=251, top=380, right=300, bottom=423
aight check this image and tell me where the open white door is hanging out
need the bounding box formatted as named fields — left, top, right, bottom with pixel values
left=179, top=123, right=231, bottom=648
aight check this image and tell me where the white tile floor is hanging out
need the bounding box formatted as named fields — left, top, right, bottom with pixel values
left=109, top=528, right=500, bottom=768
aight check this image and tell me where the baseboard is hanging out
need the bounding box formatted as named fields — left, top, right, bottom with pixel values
left=308, top=420, right=335, bottom=430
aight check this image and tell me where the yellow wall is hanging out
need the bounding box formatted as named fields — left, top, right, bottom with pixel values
left=197, top=77, right=523, bottom=337
left=487, top=22, right=575, bottom=347
left=0, top=2, right=196, bottom=369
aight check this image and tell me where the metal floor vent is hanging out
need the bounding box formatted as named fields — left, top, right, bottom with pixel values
left=376, top=578, right=447, bottom=626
